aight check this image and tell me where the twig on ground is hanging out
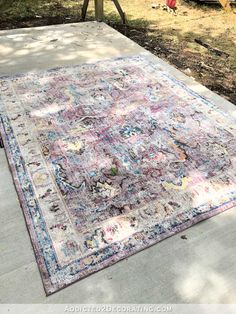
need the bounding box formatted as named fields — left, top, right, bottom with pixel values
left=195, top=38, right=230, bottom=58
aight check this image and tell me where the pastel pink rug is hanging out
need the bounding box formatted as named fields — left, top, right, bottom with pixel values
left=0, top=56, right=235, bottom=294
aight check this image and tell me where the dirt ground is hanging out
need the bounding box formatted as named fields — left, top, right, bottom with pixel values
left=0, top=0, right=236, bottom=104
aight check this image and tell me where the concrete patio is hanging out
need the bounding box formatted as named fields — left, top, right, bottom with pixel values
left=0, top=21, right=236, bottom=303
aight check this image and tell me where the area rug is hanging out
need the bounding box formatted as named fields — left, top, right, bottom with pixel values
left=0, top=55, right=236, bottom=295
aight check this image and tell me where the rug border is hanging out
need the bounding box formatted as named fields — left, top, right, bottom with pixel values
left=0, top=119, right=54, bottom=295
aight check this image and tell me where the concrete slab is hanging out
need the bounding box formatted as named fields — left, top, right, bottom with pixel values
left=0, top=21, right=236, bottom=304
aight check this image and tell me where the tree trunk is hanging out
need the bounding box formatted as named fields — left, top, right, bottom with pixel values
left=94, top=0, right=104, bottom=22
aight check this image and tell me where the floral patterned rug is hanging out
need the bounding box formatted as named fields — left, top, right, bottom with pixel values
left=0, top=56, right=236, bottom=295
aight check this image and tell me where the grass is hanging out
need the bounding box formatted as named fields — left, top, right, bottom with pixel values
left=0, top=0, right=81, bottom=19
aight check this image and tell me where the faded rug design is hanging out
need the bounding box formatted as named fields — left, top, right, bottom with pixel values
left=0, top=56, right=236, bottom=294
